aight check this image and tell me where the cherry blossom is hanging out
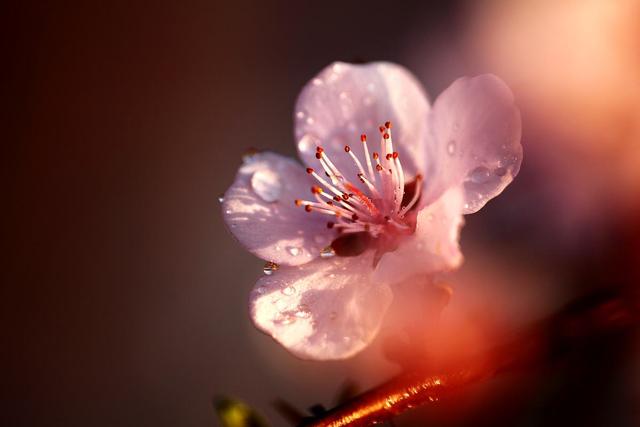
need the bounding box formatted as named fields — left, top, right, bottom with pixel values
left=222, top=62, right=522, bottom=360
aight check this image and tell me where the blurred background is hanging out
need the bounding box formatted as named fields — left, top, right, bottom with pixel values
left=4, top=0, right=639, bottom=426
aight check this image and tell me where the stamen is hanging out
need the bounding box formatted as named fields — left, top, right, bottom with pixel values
left=361, top=134, right=376, bottom=182
left=398, top=174, right=423, bottom=217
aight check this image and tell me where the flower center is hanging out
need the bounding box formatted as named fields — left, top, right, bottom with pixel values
left=294, top=121, right=423, bottom=256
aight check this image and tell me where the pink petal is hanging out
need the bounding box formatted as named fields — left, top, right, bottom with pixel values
left=250, top=252, right=393, bottom=360
left=222, top=152, right=332, bottom=266
left=423, top=75, right=522, bottom=213
left=374, top=188, right=465, bottom=284
left=294, top=62, right=430, bottom=181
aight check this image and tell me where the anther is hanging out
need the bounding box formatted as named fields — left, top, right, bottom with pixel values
left=315, top=152, right=322, bottom=159
left=393, top=151, right=399, bottom=159
left=373, top=152, right=379, bottom=160
left=295, top=199, right=303, bottom=206
left=316, top=147, right=324, bottom=153
left=386, top=153, right=393, bottom=160
left=341, top=193, right=349, bottom=201
left=385, top=121, right=392, bottom=129
left=311, top=186, right=322, bottom=194
left=360, top=134, right=367, bottom=142
left=376, top=164, right=383, bottom=171
left=351, top=214, right=359, bottom=221
left=379, top=126, right=385, bottom=133
left=344, top=145, right=351, bottom=152
left=304, top=205, right=312, bottom=212
left=306, top=167, right=314, bottom=174
left=383, top=133, right=390, bottom=140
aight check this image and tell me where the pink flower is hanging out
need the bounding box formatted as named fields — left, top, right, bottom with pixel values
left=222, top=62, right=522, bottom=360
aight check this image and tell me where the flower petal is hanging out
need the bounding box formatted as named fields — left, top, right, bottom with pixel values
left=250, top=252, right=393, bottom=360
left=374, top=188, right=465, bottom=284
left=222, top=152, right=332, bottom=266
left=423, top=75, right=522, bottom=213
left=294, top=62, right=430, bottom=181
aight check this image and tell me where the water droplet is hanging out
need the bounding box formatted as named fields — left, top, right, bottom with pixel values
left=468, top=166, right=491, bottom=184
left=329, top=273, right=336, bottom=278
left=225, top=209, right=232, bottom=215
left=255, top=285, right=267, bottom=294
left=251, top=169, right=281, bottom=202
left=287, top=246, right=301, bottom=256
left=446, top=140, right=456, bottom=155
left=305, top=116, right=315, bottom=125
left=263, top=261, right=279, bottom=275
left=217, top=194, right=225, bottom=203
left=281, top=285, right=296, bottom=296
left=312, top=78, right=323, bottom=86
left=295, top=304, right=311, bottom=318
left=296, top=111, right=305, bottom=119
left=320, top=246, right=336, bottom=258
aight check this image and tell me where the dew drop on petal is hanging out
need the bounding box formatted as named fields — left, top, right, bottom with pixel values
left=255, top=285, right=267, bottom=295
left=446, top=140, right=456, bottom=155
left=320, top=246, right=336, bottom=258
left=251, top=169, right=281, bottom=202
left=263, top=261, right=279, bottom=275
left=286, top=246, right=301, bottom=256
left=217, top=194, right=225, bottom=203
left=281, top=285, right=296, bottom=296
left=468, top=166, right=492, bottom=184
left=296, top=111, right=305, bottom=119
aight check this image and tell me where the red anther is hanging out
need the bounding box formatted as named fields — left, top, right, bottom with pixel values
left=416, top=173, right=423, bottom=180
left=333, top=196, right=341, bottom=202
left=311, top=186, right=322, bottom=194
left=327, top=200, right=334, bottom=205
left=295, top=199, right=303, bottom=206
left=385, top=121, right=392, bottom=129
left=341, top=193, right=349, bottom=201
left=383, top=133, right=390, bottom=140
left=306, top=168, right=314, bottom=174
left=373, top=152, right=379, bottom=160
left=316, top=147, right=324, bottom=153
left=305, top=205, right=312, bottom=212
left=376, top=164, right=383, bottom=171
left=344, top=145, right=351, bottom=152
left=379, top=126, right=385, bottom=133
left=351, top=214, right=359, bottom=221
left=393, top=151, right=399, bottom=159
left=327, top=222, right=335, bottom=229
left=386, top=153, right=393, bottom=160
left=315, top=152, right=322, bottom=159
left=384, top=215, right=391, bottom=221
left=360, top=134, right=367, bottom=142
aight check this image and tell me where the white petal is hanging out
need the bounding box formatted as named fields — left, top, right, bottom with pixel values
left=250, top=252, right=393, bottom=360
left=294, top=62, right=430, bottom=181
left=222, top=152, right=332, bottom=266
left=374, top=188, right=465, bottom=284
left=423, top=75, right=522, bottom=213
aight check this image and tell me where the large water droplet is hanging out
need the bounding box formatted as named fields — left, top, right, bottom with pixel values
left=446, top=140, right=456, bottom=155
left=251, top=169, right=281, bottom=202
left=217, top=194, right=225, bottom=203
left=287, top=246, right=301, bottom=256
left=263, top=261, right=279, bottom=275
left=468, top=166, right=491, bottom=184
left=320, top=246, right=336, bottom=258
